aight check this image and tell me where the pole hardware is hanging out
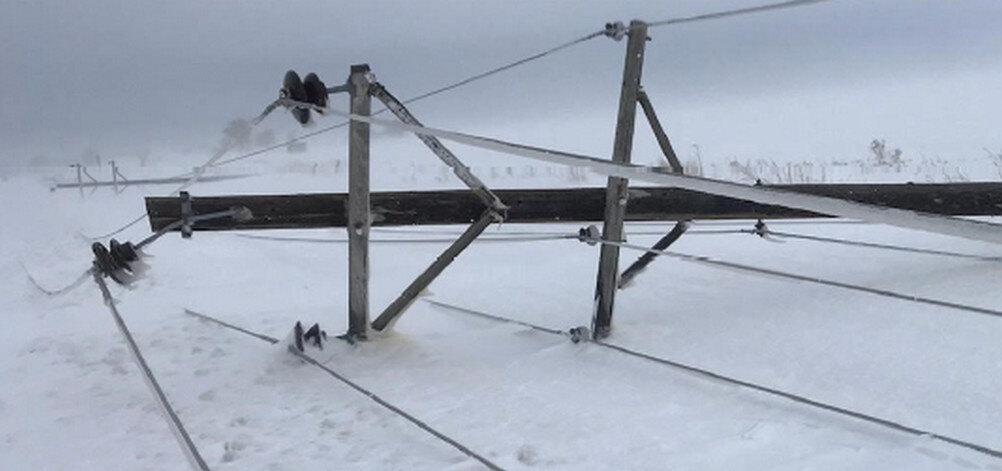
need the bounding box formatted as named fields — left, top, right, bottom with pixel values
left=253, top=70, right=354, bottom=126
left=603, top=21, right=628, bottom=41
left=179, top=191, right=194, bottom=238
left=578, top=225, right=601, bottom=245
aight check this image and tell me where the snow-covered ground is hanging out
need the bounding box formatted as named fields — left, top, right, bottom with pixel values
left=4, top=149, right=1002, bottom=470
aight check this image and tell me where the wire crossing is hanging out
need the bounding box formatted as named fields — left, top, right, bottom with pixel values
left=424, top=299, right=1002, bottom=460
left=648, top=0, right=835, bottom=28
left=182, top=309, right=505, bottom=471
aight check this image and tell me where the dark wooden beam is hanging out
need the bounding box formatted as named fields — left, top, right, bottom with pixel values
left=145, top=182, right=1002, bottom=232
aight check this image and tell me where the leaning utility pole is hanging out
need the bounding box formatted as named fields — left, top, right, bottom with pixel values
left=592, top=20, right=648, bottom=340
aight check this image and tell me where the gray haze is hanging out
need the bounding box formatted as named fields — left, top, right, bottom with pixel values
left=2, top=0, right=1001, bottom=168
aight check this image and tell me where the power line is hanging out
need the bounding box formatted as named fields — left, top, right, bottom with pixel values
left=759, top=229, right=1002, bottom=262
left=209, top=29, right=605, bottom=169
left=648, top=0, right=835, bottom=28
left=182, top=309, right=504, bottom=471
left=235, top=233, right=575, bottom=245
left=398, top=30, right=605, bottom=106
left=86, top=143, right=236, bottom=241
left=424, top=299, right=1002, bottom=460
left=589, top=236, right=1002, bottom=321
left=231, top=229, right=744, bottom=246
left=22, top=263, right=93, bottom=297
left=93, top=275, right=210, bottom=471
left=325, top=109, right=1002, bottom=245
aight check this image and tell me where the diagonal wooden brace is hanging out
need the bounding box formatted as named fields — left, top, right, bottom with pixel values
left=368, top=83, right=507, bottom=214
left=637, top=89, right=683, bottom=174
left=617, top=220, right=689, bottom=288
left=370, top=209, right=499, bottom=332
left=619, top=89, right=689, bottom=288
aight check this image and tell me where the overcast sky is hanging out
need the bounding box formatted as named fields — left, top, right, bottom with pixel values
left=2, top=0, right=1001, bottom=167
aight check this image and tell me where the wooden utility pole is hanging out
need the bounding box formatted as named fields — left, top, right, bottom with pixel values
left=592, top=20, right=648, bottom=340
left=146, top=182, right=1002, bottom=231
left=348, top=64, right=372, bottom=340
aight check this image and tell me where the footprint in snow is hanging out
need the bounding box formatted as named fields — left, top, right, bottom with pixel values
left=517, top=445, right=540, bottom=466
left=222, top=440, right=246, bottom=463
left=952, top=457, right=980, bottom=469
left=198, top=390, right=216, bottom=402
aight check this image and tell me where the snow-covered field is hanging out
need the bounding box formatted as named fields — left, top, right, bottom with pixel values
left=4, top=149, right=1002, bottom=470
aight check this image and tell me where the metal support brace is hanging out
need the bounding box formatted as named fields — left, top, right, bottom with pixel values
left=368, top=83, right=507, bottom=213
left=592, top=20, right=648, bottom=340
left=637, top=90, right=683, bottom=174
left=348, top=64, right=372, bottom=340
left=618, top=220, right=689, bottom=288
left=371, top=210, right=499, bottom=332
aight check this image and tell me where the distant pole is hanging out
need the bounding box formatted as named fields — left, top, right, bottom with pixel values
left=347, top=64, right=372, bottom=340
left=74, top=164, right=83, bottom=198
left=592, top=20, right=648, bottom=340
left=111, top=160, right=118, bottom=193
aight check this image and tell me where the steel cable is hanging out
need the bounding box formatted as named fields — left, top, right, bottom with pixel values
left=587, top=236, right=1002, bottom=320
left=209, top=29, right=604, bottom=169
left=648, top=0, right=835, bottom=28
left=424, top=299, right=1002, bottom=460
left=182, top=309, right=504, bottom=470
left=757, top=229, right=1002, bottom=262
left=93, top=275, right=210, bottom=471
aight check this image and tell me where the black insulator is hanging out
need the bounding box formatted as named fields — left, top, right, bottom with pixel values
left=303, top=73, right=328, bottom=111
left=283, top=70, right=310, bottom=125
left=303, top=323, right=327, bottom=350
left=109, top=239, right=139, bottom=266
left=92, top=242, right=118, bottom=276
left=93, top=241, right=140, bottom=285
left=293, top=321, right=305, bottom=352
